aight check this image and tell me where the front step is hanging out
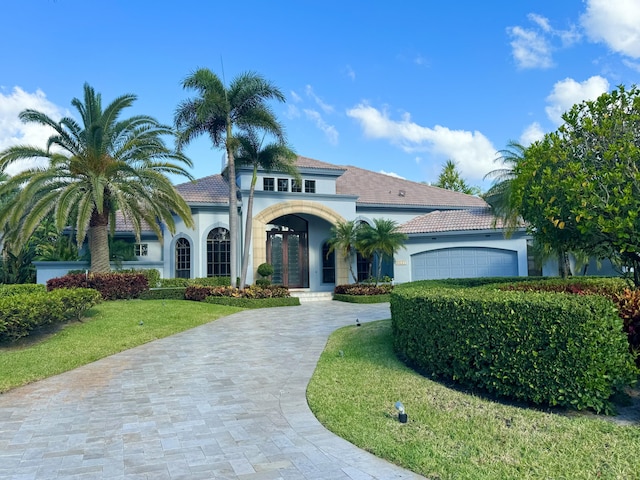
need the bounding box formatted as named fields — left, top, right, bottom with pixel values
left=289, top=290, right=333, bottom=302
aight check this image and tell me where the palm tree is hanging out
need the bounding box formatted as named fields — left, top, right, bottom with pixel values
left=175, top=69, right=286, bottom=285
left=234, top=130, right=298, bottom=288
left=483, top=140, right=525, bottom=232
left=356, top=218, right=407, bottom=284
left=0, top=83, right=195, bottom=273
left=326, top=220, right=361, bottom=283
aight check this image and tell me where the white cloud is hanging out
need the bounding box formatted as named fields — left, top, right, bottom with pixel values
left=414, top=54, right=428, bottom=66
left=378, top=170, right=405, bottom=179
left=520, top=122, right=545, bottom=145
left=528, top=13, right=552, bottom=33
left=290, top=90, right=303, bottom=103
left=507, top=13, right=582, bottom=69
left=0, top=86, right=65, bottom=175
left=304, top=85, right=334, bottom=114
left=284, top=104, right=301, bottom=119
left=346, top=103, right=496, bottom=181
left=304, top=109, right=339, bottom=145
left=581, top=0, right=640, bottom=58
left=545, top=76, right=610, bottom=125
left=507, top=25, right=554, bottom=69
left=344, top=65, right=356, bottom=81
left=622, top=58, right=640, bottom=72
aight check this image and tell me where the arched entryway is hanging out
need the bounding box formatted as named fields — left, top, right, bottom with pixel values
left=253, top=201, right=348, bottom=289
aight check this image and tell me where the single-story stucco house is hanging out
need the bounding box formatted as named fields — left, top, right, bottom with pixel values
left=36, top=156, right=533, bottom=288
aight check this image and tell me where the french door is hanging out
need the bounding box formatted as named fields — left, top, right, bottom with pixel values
left=266, top=231, right=309, bottom=288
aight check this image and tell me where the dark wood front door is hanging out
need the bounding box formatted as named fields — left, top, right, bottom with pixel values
left=267, top=231, right=309, bottom=288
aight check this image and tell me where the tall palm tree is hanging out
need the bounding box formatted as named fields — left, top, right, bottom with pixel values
left=326, top=220, right=361, bottom=283
left=234, top=130, right=298, bottom=288
left=483, top=140, right=525, bottom=232
left=0, top=83, right=195, bottom=273
left=356, top=218, right=407, bottom=284
left=175, top=69, right=286, bottom=285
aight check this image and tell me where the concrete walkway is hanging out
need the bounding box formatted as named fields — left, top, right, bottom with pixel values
left=0, top=301, right=426, bottom=479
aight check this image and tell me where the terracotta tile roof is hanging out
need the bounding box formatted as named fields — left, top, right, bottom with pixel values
left=294, top=156, right=347, bottom=171
left=174, top=175, right=229, bottom=204
left=336, top=165, right=487, bottom=208
left=399, top=208, right=508, bottom=234
left=114, top=211, right=154, bottom=233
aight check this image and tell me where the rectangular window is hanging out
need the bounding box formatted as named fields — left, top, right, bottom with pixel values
left=304, top=180, right=316, bottom=193
left=263, top=177, right=275, bottom=191
left=277, top=178, right=289, bottom=192
left=291, top=179, right=302, bottom=192
left=134, top=243, right=148, bottom=257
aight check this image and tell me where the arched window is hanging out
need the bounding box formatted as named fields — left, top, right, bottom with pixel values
left=322, top=241, right=335, bottom=284
left=207, top=227, right=230, bottom=277
left=175, top=238, right=191, bottom=279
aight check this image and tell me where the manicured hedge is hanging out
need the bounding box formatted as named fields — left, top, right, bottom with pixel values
left=391, top=284, right=637, bottom=413
left=333, top=293, right=390, bottom=303
left=334, top=284, right=393, bottom=295
left=47, top=272, right=148, bottom=300
left=0, top=288, right=101, bottom=341
left=138, top=288, right=187, bottom=300
left=158, top=276, right=231, bottom=288
left=204, top=296, right=300, bottom=308
left=185, top=284, right=290, bottom=302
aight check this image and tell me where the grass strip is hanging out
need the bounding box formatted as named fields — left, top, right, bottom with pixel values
left=0, top=300, right=242, bottom=392
left=307, top=319, right=640, bottom=480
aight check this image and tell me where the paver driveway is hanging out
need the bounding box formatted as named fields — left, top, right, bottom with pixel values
left=0, top=301, right=425, bottom=479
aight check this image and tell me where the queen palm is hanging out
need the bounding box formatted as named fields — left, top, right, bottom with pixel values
left=356, top=218, right=407, bottom=284
left=175, top=69, right=286, bottom=285
left=234, top=130, right=297, bottom=288
left=0, top=83, right=194, bottom=273
left=327, top=220, right=362, bottom=283
left=483, top=140, right=525, bottom=231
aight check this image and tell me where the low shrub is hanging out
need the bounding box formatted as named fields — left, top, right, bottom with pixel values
left=0, top=288, right=101, bottom=341
left=158, top=276, right=231, bottom=288
left=47, top=272, right=148, bottom=300
left=391, top=284, right=637, bottom=413
left=500, top=277, right=627, bottom=297
left=0, top=284, right=46, bottom=297
left=334, top=284, right=393, bottom=295
left=138, top=288, right=187, bottom=300
left=333, top=293, right=390, bottom=303
left=118, top=268, right=161, bottom=288
left=612, top=288, right=640, bottom=363
left=204, top=296, right=300, bottom=308
left=185, top=284, right=291, bottom=302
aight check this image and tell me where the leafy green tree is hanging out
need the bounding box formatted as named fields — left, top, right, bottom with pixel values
left=434, top=159, right=481, bottom=195
left=326, top=220, right=361, bottom=283
left=485, top=141, right=572, bottom=278
left=356, top=218, right=407, bottom=284
left=511, top=85, right=640, bottom=285
left=234, top=130, right=297, bottom=288
left=175, top=69, right=287, bottom=285
left=0, top=83, right=194, bottom=273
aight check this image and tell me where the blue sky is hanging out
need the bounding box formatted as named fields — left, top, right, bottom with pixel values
left=2, top=0, right=639, bottom=190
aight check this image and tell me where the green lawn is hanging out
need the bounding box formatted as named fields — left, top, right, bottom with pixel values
left=0, top=300, right=242, bottom=392
left=307, top=320, right=640, bottom=480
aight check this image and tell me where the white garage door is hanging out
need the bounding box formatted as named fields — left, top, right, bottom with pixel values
left=411, top=247, right=518, bottom=280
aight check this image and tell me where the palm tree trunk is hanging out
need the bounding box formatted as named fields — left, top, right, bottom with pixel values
left=239, top=166, right=258, bottom=288
left=88, top=224, right=110, bottom=273
left=226, top=125, right=238, bottom=287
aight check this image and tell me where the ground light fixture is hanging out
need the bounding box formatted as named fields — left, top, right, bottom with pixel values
left=395, top=401, right=407, bottom=423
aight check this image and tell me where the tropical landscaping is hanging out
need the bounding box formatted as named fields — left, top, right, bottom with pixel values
left=0, top=72, right=640, bottom=479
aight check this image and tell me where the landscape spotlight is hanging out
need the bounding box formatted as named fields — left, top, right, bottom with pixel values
left=395, top=401, right=407, bottom=423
